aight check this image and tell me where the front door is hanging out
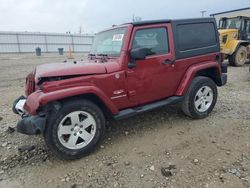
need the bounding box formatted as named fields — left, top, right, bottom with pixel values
left=126, top=24, right=177, bottom=105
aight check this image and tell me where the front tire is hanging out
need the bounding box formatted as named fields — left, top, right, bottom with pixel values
left=181, top=76, right=217, bottom=119
left=45, top=99, right=105, bottom=160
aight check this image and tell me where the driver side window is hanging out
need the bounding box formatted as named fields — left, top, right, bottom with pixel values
left=132, top=27, right=169, bottom=56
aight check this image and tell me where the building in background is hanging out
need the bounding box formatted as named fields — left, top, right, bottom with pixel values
left=210, top=7, right=250, bottom=23
left=0, top=31, right=94, bottom=53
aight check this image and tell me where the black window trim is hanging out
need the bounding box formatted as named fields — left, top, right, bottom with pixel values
left=179, top=43, right=218, bottom=53
left=172, top=19, right=220, bottom=60
left=176, top=22, right=218, bottom=52
left=132, top=26, right=170, bottom=57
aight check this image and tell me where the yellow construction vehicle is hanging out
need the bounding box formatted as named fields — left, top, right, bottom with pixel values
left=218, top=16, right=250, bottom=66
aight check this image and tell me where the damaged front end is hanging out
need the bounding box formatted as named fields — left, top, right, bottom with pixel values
left=13, top=95, right=46, bottom=135
left=13, top=96, right=46, bottom=135
left=13, top=72, right=46, bottom=135
left=13, top=72, right=85, bottom=135
left=13, top=60, right=108, bottom=135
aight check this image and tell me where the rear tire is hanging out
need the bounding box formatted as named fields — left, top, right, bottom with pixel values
left=45, top=99, right=105, bottom=160
left=181, top=76, right=217, bottom=119
left=230, top=46, right=247, bottom=66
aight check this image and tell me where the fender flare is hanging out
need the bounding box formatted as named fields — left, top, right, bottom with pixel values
left=235, top=41, right=250, bottom=51
left=175, top=61, right=221, bottom=96
left=24, top=86, right=119, bottom=115
left=225, top=40, right=240, bottom=55
left=226, top=40, right=249, bottom=55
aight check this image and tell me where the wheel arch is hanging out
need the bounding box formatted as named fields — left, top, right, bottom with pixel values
left=175, top=62, right=221, bottom=96
left=237, top=41, right=250, bottom=48
left=226, top=40, right=249, bottom=55
left=50, top=93, right=114, bottom=119
left=195, top=67, right=221, bottom=86
left=25, top=86, right=119, bottom=116
left=233, top=41, right=250, bottom=53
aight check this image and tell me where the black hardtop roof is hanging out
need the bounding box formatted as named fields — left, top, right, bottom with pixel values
left=128, top=17, right=216, bottom=26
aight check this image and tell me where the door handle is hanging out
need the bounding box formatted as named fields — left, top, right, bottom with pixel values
left=162, top=59, right=175, bottom=65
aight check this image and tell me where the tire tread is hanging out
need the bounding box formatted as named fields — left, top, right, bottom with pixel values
left=181, top=76, right=217, bottom=119
left=44, top=99, right=105, bottom=160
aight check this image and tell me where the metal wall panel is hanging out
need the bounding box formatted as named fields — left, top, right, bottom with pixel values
left=46, top=35, right=72, bottom=44
left=0, top=31, right=94, bottom=53
left=74, top=45, right=92, bottom=52
left=212, top=9, right=250, bottom=23
left=0, top=34, right=18, bottom=44
left=0, top=44, right=19, bottom=53
left=73, top=36, right=93, bottom=44
left=47, top=44, right=72, bottom=52
left=18, top=34, right=45, bottom=44
left=19, top=44, right=47, bottom=53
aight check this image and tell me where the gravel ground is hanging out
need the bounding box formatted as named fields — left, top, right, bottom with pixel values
left=0, top=53, right=249, bottom=188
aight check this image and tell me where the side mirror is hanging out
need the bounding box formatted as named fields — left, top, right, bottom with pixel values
left=130, top=48, right=147, bottom=60
left=128, top=48, right=147, bottom=68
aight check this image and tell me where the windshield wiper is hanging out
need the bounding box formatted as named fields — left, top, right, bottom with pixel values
left=88, top=53, right=96, bottom=59
left=88, top=53, right=96, bottom=57
left=95, top=54, right=110, bottom=63
left=97, top=53, right=108, bottom=57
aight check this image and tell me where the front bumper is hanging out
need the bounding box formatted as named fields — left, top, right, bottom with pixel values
left=13, top=96, right=46, bottom=135
left=16, top=115, right=46, bottom=135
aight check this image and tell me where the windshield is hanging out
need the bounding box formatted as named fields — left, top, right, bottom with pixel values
left=90, top=27, right=127, bottom=56
left=220, top=18, right=242, bottom=29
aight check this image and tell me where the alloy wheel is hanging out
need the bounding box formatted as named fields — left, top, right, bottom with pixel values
left=57, top=111, right=96, bottom=150
left=194, top=86, right=213, bottom=112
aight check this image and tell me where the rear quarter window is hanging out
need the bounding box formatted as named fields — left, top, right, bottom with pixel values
left=172, top=19, right=219, bottom=59
left=177, top=23, right=217, bottom=51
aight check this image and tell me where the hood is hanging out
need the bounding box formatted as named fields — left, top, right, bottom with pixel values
left=35, top=60, right=120, bottom=81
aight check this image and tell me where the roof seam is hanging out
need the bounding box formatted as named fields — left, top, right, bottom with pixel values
left=129, top=18, right=214, bottom=26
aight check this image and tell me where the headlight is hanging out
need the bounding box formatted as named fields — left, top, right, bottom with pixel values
left=222, top=35, right=227, bottom=44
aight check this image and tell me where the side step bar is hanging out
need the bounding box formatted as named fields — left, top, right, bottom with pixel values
left=114, top=96, right=184, bottom=120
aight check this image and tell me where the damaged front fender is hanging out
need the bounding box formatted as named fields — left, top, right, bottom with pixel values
left=24, top=86, right=119, bottom=115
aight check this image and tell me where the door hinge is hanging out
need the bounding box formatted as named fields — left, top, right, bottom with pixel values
left=126, top=70, right=134, bottom=77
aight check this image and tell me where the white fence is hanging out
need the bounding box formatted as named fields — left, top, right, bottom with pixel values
left=0, top=31, right=94, bottom=53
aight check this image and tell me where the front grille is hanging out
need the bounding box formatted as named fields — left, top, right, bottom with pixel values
left=25, top=73, right=35, bottom=96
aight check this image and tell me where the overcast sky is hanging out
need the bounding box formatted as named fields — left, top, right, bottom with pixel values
left=0, top=0, right=249, bottom=34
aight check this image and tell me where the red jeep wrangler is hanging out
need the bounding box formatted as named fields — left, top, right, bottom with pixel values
left=13, top=18, right=227, bottom=159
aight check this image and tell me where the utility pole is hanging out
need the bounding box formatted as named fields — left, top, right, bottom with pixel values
left=200, top=10, right=207, bottom=17
left=79, top=25, right=83, bottom=34
left=132, top=14, right=142, bottom=22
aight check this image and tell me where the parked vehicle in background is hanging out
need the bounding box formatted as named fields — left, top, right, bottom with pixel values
left=218, top=16, right=250, bottom=66
left=13, top=18, right=227, bottom=160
